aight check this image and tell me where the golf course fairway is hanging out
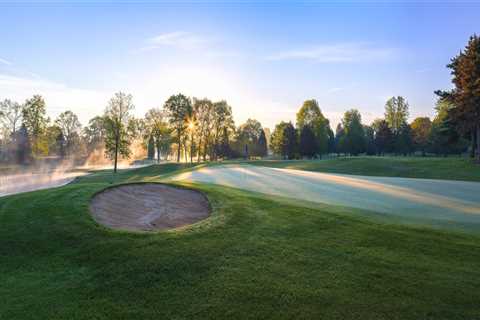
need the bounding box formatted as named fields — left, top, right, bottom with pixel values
left=1, top=163, right=479, bottom=319
left=172, top=164, right=480, bottom=230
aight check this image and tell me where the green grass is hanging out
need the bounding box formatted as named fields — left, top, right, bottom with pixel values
left=1, top=164, right=480, bottom=319
left=246, top=156, right=480, bottom=181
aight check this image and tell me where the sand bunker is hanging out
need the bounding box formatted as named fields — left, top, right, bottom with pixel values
left=90, top=183, right=210, bottom=231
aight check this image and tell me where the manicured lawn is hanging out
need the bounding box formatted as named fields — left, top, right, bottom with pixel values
left=247, top=156, right=480, bottom=181
left=1, top=164, right=480, bottom=319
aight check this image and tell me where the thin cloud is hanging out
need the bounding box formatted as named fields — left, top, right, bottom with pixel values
left=139, top=31, right=209, bottom=52
left=267, top=43, right=396, bottom=63
left=0, top=58, right=12, bottom=66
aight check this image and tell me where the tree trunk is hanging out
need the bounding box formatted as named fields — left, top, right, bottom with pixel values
left=177, top=130, right=181, bottom=162
left=190, top=132, right=194, bottom=163
left=197, top=136, right=202, bottom=163
left=157, top=146, right=161, bottom=164
left=476, top=124, right=480, bottom=163
left=472, top=129, right=477, bottom=159
left=114, top=132, right=119, bottom=173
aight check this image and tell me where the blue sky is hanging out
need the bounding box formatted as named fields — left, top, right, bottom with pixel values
left=0, top=1, right=479, bottom=129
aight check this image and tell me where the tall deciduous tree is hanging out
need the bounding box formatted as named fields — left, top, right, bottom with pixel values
left=145, top=108, right=171, bottom=163
left=296, top=99, right=330, bottom=157
left=22, top=95, right=50, bottom=157
left=103, top=92, right=135, bottom=173
left=299, top=125, right=316, bottom=158
left=83, top=116, right=106, bottom=154
left=270, top=121, right=297, bottom=159
left=341, top=109, right=365, bottom=156
left=410, top=117, right=432, bottom=156
left=211, top=100, right=234, bottom=160
left=0, top=99, right=23, bottom=138
left=55, top=110, right=81, bottom=154
left=384, top=96, right=409, bottom=134
left=192, top=98, right=213, bottom=161
left=164, top=94, right=192, bottom=162
left=235, top=119, right=264, bottom=158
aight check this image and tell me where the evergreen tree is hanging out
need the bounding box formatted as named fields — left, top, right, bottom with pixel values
left=334, top=123, right=345, bottom=155
left=437, top=34, right=480, bottom=161
left=257, top=129, right=268, bottom=157
left=364, top=125, right=376, bottom=155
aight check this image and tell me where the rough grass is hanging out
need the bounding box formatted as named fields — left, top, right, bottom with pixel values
left=246, top=156, right=480, bottom=181
left=1, top=164, right=480, bottom=319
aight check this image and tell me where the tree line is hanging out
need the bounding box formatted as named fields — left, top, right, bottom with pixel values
left=1, top=34, right=478, bottom=170
left=0, top=92, right=269, bottom=172
left=269, top=34, right=480, bottom=162
left=268, top=96, right=470, bottom=160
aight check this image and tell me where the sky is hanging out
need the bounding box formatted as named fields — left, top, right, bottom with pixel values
left=0, top=0, right=479, bottom=130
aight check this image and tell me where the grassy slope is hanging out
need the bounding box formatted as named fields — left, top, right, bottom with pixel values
left=246, top=156, right=480, bottom=181
left=1, top=164, right=480, bottom=319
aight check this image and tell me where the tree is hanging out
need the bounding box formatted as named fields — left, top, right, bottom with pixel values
left=0, top=99, right=23, bottom=138
left=218, top=127, right=232, bottom=159
left=438, top=34, right=480, bottom=162
left=395, top=122, right=413, bottom=156
left=211, top=100, right=235, bottom=160
left=296, top=99, right=330, bottom=157
left=372, top=119, right=393, bottom=156
left=103, top=92, right=135, bottom=173
left=145, top=108, right=171, bottom=163
left=234, top=119, right=264, bottom=158
left=22, top=95, right=50, bottom=157
left=299, top=125, right=316, bottom=158
left=364, top=125, right=376, bottom=155
left=334, top=123, right=345, bottom=155
left=257, top=129, right=268, bottom=157
left=341, top=109, right=365, bottom=156
left=192, top=98, right=213, bottom=161
left=147, top=135, right=155, bottom=160
left=164, top=94, right=192, bottom=162
left=55, top=110, right=81, bottom=155
left=270, top=121, right=297, bottom=159
left=14, top=124, right=31, bottom=164
left=384, top=96, right=409, bottom=134
left=429, top=98, right=468, bottom=156
left=83, top=116, right=106, bottom=154
left=410, top=117, right=432, bottom=156
left=45, top=125, right=64, bottom=157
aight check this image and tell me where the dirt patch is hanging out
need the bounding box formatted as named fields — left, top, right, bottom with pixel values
left=90, top=183, right=210, bottom=232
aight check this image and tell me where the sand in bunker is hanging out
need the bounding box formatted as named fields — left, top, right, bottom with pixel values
left=90, top=184, right=210, bottom=231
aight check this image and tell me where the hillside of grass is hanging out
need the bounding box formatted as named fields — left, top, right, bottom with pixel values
left=247, top=156, right=480, bottom=181
left=1, top=164, right=479, bottom=319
